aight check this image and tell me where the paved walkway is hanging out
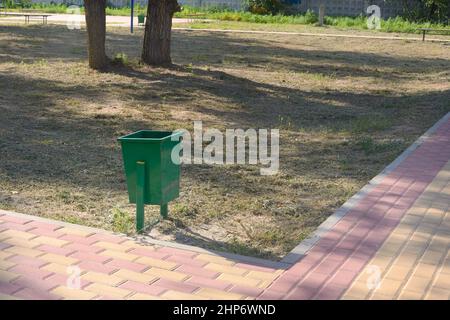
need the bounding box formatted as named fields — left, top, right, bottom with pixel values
left=0, top=13, right=192, bottom=27
left=1, top=113, right=449, bottom=300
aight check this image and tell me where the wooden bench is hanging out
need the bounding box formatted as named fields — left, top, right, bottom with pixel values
left=184, top=13, right=208, bottom=23
left=0, top=12, right=51, bottom=24
left=418, top=28, right=450, bottom=41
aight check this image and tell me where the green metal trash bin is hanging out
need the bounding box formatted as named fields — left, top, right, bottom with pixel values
left=118, top=130, right=183, bottom=232
left=138, top=13, right=145, bottom=25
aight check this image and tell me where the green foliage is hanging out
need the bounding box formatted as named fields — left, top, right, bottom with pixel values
left=1, top=0, right=14, bottom=8
left=1, top=0, right=31, bottom=8
left=106, top=5, right=145, bottom=16
left=112, top=52, right=129, bottom=66
left=324, top=14, right=367, bottom=28
left=175, top=6, right=449, bottom=33
left=390, top=0, right=450, bottom=22
left=111, top=208, right=134, bottom=234
left=357, top=137, right=403, bottom=155
left=172, top=204, right=198, bottom=217
left=303, top=9, right=318, bottom=24
left=350, top=116, right=392, bottom=133
left=247, top=0, right=284, bottom=15
left=19, top=0, right=31, bottom=8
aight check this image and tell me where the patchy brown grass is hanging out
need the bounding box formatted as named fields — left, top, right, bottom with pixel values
left=0, top=24, right=449, bottom=259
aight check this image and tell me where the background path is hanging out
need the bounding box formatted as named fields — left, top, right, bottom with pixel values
left=1, top=13, right=449, bottom=42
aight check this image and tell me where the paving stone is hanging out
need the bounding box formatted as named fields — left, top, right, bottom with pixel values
left=228, top=285, right=264, bottom=297
left=105, top=259, right=148, bottom=273
left=32, top=236, right=69, bottom=247
left=2, top=237, right=41, bottom=249
left=246, top=270, right=280, bottom=281
left=186, top=276, right=232, bottom=291
left=78, top=260, right=118, bottom=274
left=93, top=241, right=130, bottom=252
left=114, top=269, right=157, bottom=284
left=12, top=275, right=64, bottom=292
left=425, top=286, right=450, bottom=300
left=99, top=249, right=139, bottom=262
left=57, top=227, right=93, bottom=237
left=0, top=280, right=23, bottom=295
left=175, top=264, right=219, bottom=279
left=144, top=267, right=189, bottom=282
left=64, top=243, right=105, bottom=254
left=36, top=244, right=74, bottom=256
left=161, top=290, right=204, bottom=300
left=135, top=256, right=178, bottom=270
left=81, top=271, right=123, bottom=286
left=0, top=269, right=20, bottom=282
left=85, top=283, right=132, bottom=299
left=153, top=278, right=198, bottom=293
left=51, top=286, right=97, bottom=300
left=14, top=288, right=60, bottom=300
left=403, top=276, right=431, bottom=294
left=70, top=251, right=111, bottom=264
left=0, top=229, right=36, bottom=240
left=195, top=287, right=243, bottom=300
left=40, top=253, right=79, bottom=266
left=0, top=258, right=16, bottom=270
left=384, top=264, right=412, bottom=281
left=127, top=292, right=162, bottom=300
left=398, top=290, right=423, bottom=300
left=204, top=263, right=248, bottom=276
left=195, top=254, right=235, bottom=265
left=8, top=264, right=53, bottom=280
left=42, top=263, right=71, bottom=275
left=119, top=280, right=166, bottom=296
left=217, top=273, right=260, bottom=287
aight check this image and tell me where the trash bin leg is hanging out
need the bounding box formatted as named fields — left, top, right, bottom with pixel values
left=136, top=161, right=145, bottom=232
left=160, top=203, right=168, bottom=219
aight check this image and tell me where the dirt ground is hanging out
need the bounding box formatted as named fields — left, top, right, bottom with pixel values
left=0, top=24, right=449, bottom=259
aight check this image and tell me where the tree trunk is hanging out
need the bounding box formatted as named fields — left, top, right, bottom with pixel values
left=427, top=2, right=437, bottom=22
left=142, top=0, right=180, bottom=66
left=84, top=0, right=107, bottom=70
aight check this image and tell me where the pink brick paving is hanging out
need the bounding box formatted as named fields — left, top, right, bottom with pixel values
left=0, top=113, right=449, bottom=300
left=259, top=114, right=450, bottom=300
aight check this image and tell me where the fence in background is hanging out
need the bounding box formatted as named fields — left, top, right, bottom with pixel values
left=29, top=0, right=408, bottom=18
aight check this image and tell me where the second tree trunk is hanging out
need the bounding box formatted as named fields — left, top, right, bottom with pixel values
left=142, top=0, right=180, bottom=66
left=84, top=0, right=107, bottom=70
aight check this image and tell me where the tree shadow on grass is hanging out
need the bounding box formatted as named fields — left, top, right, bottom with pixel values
left=2, top=24, right=449, bottom=79
left=170, top=30, right=450, bottom=81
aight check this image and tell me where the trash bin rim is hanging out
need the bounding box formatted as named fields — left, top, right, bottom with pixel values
left=118, top=130, right=183, bottom=143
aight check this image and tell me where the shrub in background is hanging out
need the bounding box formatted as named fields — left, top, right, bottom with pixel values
left=2, top=0, right=32, bottom=8
left=247, top=0, right=284, bottom=15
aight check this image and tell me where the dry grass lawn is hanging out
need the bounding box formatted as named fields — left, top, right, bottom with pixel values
left=0, top=24, right=449, bottom=259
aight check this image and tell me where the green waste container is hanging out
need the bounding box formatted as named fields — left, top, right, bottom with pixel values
left=138, top=13, right=145, bottom=25
left=118, top=130, right=183, bottom=232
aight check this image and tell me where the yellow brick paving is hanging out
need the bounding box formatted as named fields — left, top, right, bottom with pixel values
left=343, top=161, right=450, bottom=300
left=0, top=211, right=282, bottom=300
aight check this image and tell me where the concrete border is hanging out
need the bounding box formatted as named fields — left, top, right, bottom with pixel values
left=281, top=111, right=450, bottom=264
left=1, top=112, right=449, bottom=269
